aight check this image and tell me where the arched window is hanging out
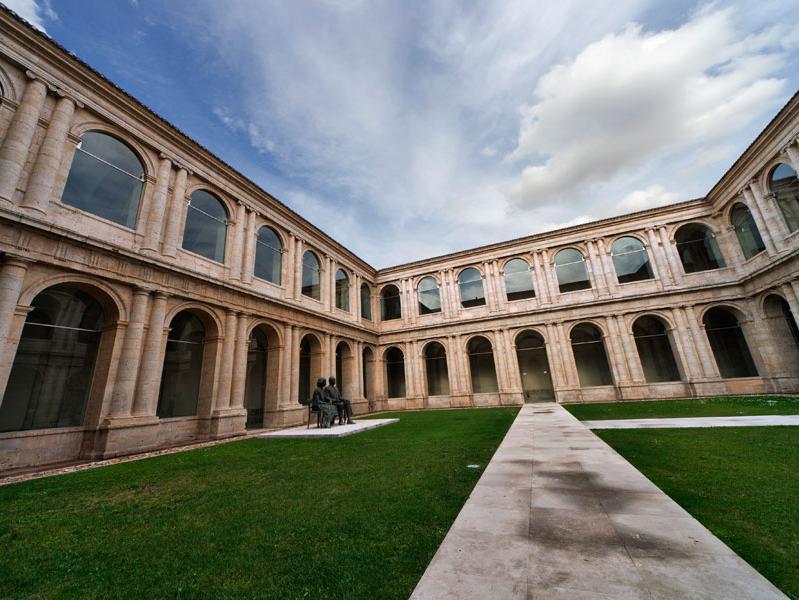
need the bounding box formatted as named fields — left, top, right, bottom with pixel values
left=703, top=308, right=757, bottom=378
left=301, top=251, right=321, bottom=300
left=504, top=259, right=535, bottom=301
left=768, top=163, right=799, bottom=232
left=468, top=336, right=498, bottom=393
left=515, top=331, right=554, bottom=401
left=244, top=327, right=268, bottom=429
left=418, top=276, right=441, bottom=315
left=335, top=269, right=350, bottom=311
left=674, top=224, right=725, bottom=273
left=254, top=226, right=283, bottom=284
left=157, top=311, right=205, bottom=418
left=424, top=342, right=450, bottom=396
left=0, top=285, right=104, bottom=432
left=61, top=131, right=145, bottom=228
left=298, top=335, right=322, bottom=403
left=555, top=249, right=591, bottom=293
left=182, top=190, right=228, bottom=263
left=360, top=283, right=372, bottom=320
left=385, top=347, right=406, bottom=398
left=458, top=268, right=486, bottom=308
left=730, top=204, right=765, bottom=260
left=570, top=323, right=613, bottom=387
left=632, top=316, right=680, bottom=383
left=610, top=237, right=653, bottom=284
left=380, top=285, right=402, bottom=321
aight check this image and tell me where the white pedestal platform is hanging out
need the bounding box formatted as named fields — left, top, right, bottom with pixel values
left=258, top=418, right=399, bottom=439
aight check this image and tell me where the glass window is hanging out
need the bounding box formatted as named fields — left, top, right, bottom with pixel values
left=385, top=346, right=406, bottom=398
left=157, top=311, right=205, bottom=418
left=769, top=163, right=799, bottom=232
left=298, top=336, right=313, bottom=403
left=570, top=323, right=613, bottom=387
left=362, top=347, right=373, bottom=399
left=504, top=259, right=535, bottom=301
left=302, top=251, right=321, bottom=300
left=424, top=342, right=450, bottom=396
left=458, top=268, right=486, bottom=308
left=254, top=226, right=282, bottom=284
left=632, top=316, right=681, bottom=383
left=0, top=285, right=104, bottom=432
left=335, top=269, right=350, bottom=311
left=555, top=249, right=591, bottom=293
left=61, top=131, right=144, bottom=228
left=468, top=336, right=498, bottom=393
left=418, top=276, right=441, bottom=315
left=674, top=224, right=725, bottom=273
left=610, top=237, right=653, bottom=284
left=515, top=331, right=554, bottom=401
left=380, top=285, right=402, bottom=321
left=182, top=190, right=228, bottom=263
left=703, top=308, right=758, bottom=378
left=244, top=327, right=268, bottom=429
left=730, top=204, right=765, bottom=260
left=360, top=283, right=372, bottom=320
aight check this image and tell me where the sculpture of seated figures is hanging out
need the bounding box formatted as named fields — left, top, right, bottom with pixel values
left=324, top=376, right=355, bottom=425
left=311, top=377, right=338, bottom=428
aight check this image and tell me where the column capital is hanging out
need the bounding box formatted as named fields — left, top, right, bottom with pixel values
left=152, top=290, right=170, bottom=300
left=1, top=253, right=33, bottom=268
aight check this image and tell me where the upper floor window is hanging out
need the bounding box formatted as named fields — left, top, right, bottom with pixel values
left=61, top=131, right=144, bottom=228
left=418, top=276, right=441, bottom=315
left=380, top=285, right=402, bottom=321
left=301, top=251, right=321, bottom=300
left=610, top=236, right=653, bottom=284
left=254, top=226, right=282, bottom=284
left=458, top=268, right=486, bottom=308
left=503, top=258, right=535, bottom=301
left=554, top=248, right=591, bottom=293
left=730, top=203, right=765, bottom=260
left=768, top=163, right=799, bottom=232
left=335, top=269, right=350, bottom=311
left=674, top=223, right=725, bottom=273
left=182, top=190, right=227, bottom=263
left=360, top=283, right=372, bottom=320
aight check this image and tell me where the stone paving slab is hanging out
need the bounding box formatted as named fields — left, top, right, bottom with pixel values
left=411, top=403, right=787, bottom=600
left=584, top=414, right=799, bottom=429
left=258, top=418, right=398, bottom=439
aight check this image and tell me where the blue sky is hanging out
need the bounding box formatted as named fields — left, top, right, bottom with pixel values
left=5, top=0, right=799, bottom=267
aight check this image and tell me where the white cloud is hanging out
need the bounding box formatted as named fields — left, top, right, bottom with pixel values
left=615, top=185, right=683, bottom=212
left=1, top=0, right=56, bottom=33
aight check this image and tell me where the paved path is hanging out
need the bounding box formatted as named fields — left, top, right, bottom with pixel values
left=584, top=414, right=799, bottom=429
left=411, top=403, right=786, bottom=599
left=258, top=418, right=398, bottom=439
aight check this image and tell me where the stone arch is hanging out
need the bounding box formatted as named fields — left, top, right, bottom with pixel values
left=243, top=320, right=282, bottom=428
left=383, top=345, right=406, bottom=398
left=701, top=305, right=759, bottom=379
left=164, top=301, right=223, bottom=339
left=761, top=293, right=799, bottom=381
left=422, top=340, right=450, bottom=397
left=335, top=339, right=356, bottom=399
left=466, top=335, right=499, bottom=394
left=0, top=66, right=19, bottom=102
left=514, top=329, right=554, bottom=401
left=19, top=273, right=126, bottom=322
left=361, top=345, right=376, bottom=402
left=297, top=332, right=324, bottom=405
left=631, top=314, right=683, bottom=383
left=69, top=120, right=156, bottom=178
left=184, top=184, right=234, bottom=221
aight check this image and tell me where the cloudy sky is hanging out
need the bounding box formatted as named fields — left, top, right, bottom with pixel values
left=5, top=0, right=799, bottom=267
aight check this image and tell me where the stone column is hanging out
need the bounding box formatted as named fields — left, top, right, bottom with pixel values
left=106, top=288, right=150, bottom=418
left=747, top=181, right=787, bottom=251
left=541, top=250, right=560, bottom=301
left=438, top=270, right=451, bottom=317
left=604, top=316, right=630, bottom=385
left=293, top=238, right=304, bottom=299
left=228, top=203, right=246, bottom=280
left=685, top=305, right=720, bottom=379
left=445, top=270, right=460, bottom=315
left=141, top=156, right=172, bottom=252
left=283, top=233, right=296, bottom=297
left=354, top=340, right=364, bottom=398
left=21, top=94, right=76, bottom=213
left=596, top=238, right=619, bottom=295
left=354, top=274, right=362, bottom=323
left=658, top=226, right=684, bottom=285
left=0, top=75, right=48, bottom=203
left=0, top=257, right=30, bottom=399
left=229, top=314, right=250, bottom=409
left=161, top=168, right=188, bottom=257
left=782, top=283, right=799, bottom=323
left=586, top=240, right=608, bottom=296
left=645, top=227, right=671, bottom=286
left=133, top=291, right=169, bottom=415
left=616, top=315, right=645, bottom=383
left=544, top=323, right=568, bottom=390
left=715, top=224, right=741, bottom=273
left=241, top=209, right=257, bottom=283
left=785, top=141, right=799, bottom=171
left=741, top=188, right=777, bottom=255
left=282, top=325, right=296, bottom=406
left=532, top=251, right=550, bottom=303
left=214, top=310, right=238, bottom=410
left=482, top=262, right=498, bottom=311
left=555, top=322, right=579, bottom=387
left=669, top=307, right=702, bottom=380
left=320, top=256, right=331, bottom=309
left=501, top=328, right=523, bottom=394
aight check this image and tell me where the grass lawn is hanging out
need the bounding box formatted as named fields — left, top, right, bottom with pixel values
left=564, top=395, right=799, bottom=421
left=0, top=407, right=518, bottom=599
left=597, top=426, right=799, bottom=600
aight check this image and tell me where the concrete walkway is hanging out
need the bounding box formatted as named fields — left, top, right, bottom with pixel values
left=584, top=414, right=799, bottom=429
left=411, top=404, right=787, bottom=600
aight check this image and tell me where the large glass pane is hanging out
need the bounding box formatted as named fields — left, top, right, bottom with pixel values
left=730, top=204, right=765, bottom=260
left=424, top=342, right=450, bottom=396
left=674, top=224, right=725, bottom=273
left=302, top=252, right=321, bottom=300
left=468, top=337, right=498, bottom=393
left=385, top=347, right=406, bottom=398
left=182, top=190, right=227, bottom=263
left=418, top=276, right=441, bottom=315
left=458, top=268, right=486, bottom=308
left=555, top=249, right=591, bottom=292
left=504, top=259, right=535, bottom=301
left=335, top=270, right=350, bottom=311
left=704, top=308, right=758, bottom=378
left=515, top=331, right=553, bottom=401
left=360, top=284, right=372, bottom=320
left=61, top=131, right=144, bottom=228
left=362, top=347, right=373, bottom=398
left=254, top=227, right=282, bottom=284
left=570, top=324, right=613, bottom=387
left=769, top=163, right=799, bottom=232
left=157, top=312, right=204, bottom=418
left=298, top=337, right=312, bottom=402
left=611, top=237, right=653, bottom=284
left=244, top=328, right=268, bottom=429
left=632, top=316, right=680, bottom=383
left=0, top=286, right=103, bottom=432
left=381, top=285, right=401, bottom=321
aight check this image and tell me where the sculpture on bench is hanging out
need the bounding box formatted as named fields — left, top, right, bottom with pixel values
left=310, top=377, right=338, bottom=428
left=324, top=376, right=355, bottom=425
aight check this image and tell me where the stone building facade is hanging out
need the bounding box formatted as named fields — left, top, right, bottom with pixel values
left=0, top=8, right=798, bottom=471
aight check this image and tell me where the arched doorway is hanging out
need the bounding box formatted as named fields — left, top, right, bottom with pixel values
left=703, top=307, right=757, bottom=378
left=424, top=342, right=450, bottom=396
left=385, top=346, right=406, bottom=398
left=157, top=311, right=206, bottom=418
left=244, top=327, right=268, bottom=429
left=763, top=295, right=799, bottom=379
left=515, top=330, right=554, bottom=402
left=335, top=341, right=356, bottom=399
left=632, top=316, right=681, bottom=383
left=467, top=336, right=498, bottom=393
left=298, top=334, right=323, bottom=405
left=570, top=323, right=613, bottom=387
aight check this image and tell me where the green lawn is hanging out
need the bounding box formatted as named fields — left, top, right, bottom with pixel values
left=0, top=407, right=518, bottom=599
left=597, top=427, right=799, bottom=600
left=564, top=395, right=799, bottom=421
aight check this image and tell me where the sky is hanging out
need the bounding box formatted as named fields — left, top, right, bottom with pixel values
left=4, top=0, right=799, bottom=268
